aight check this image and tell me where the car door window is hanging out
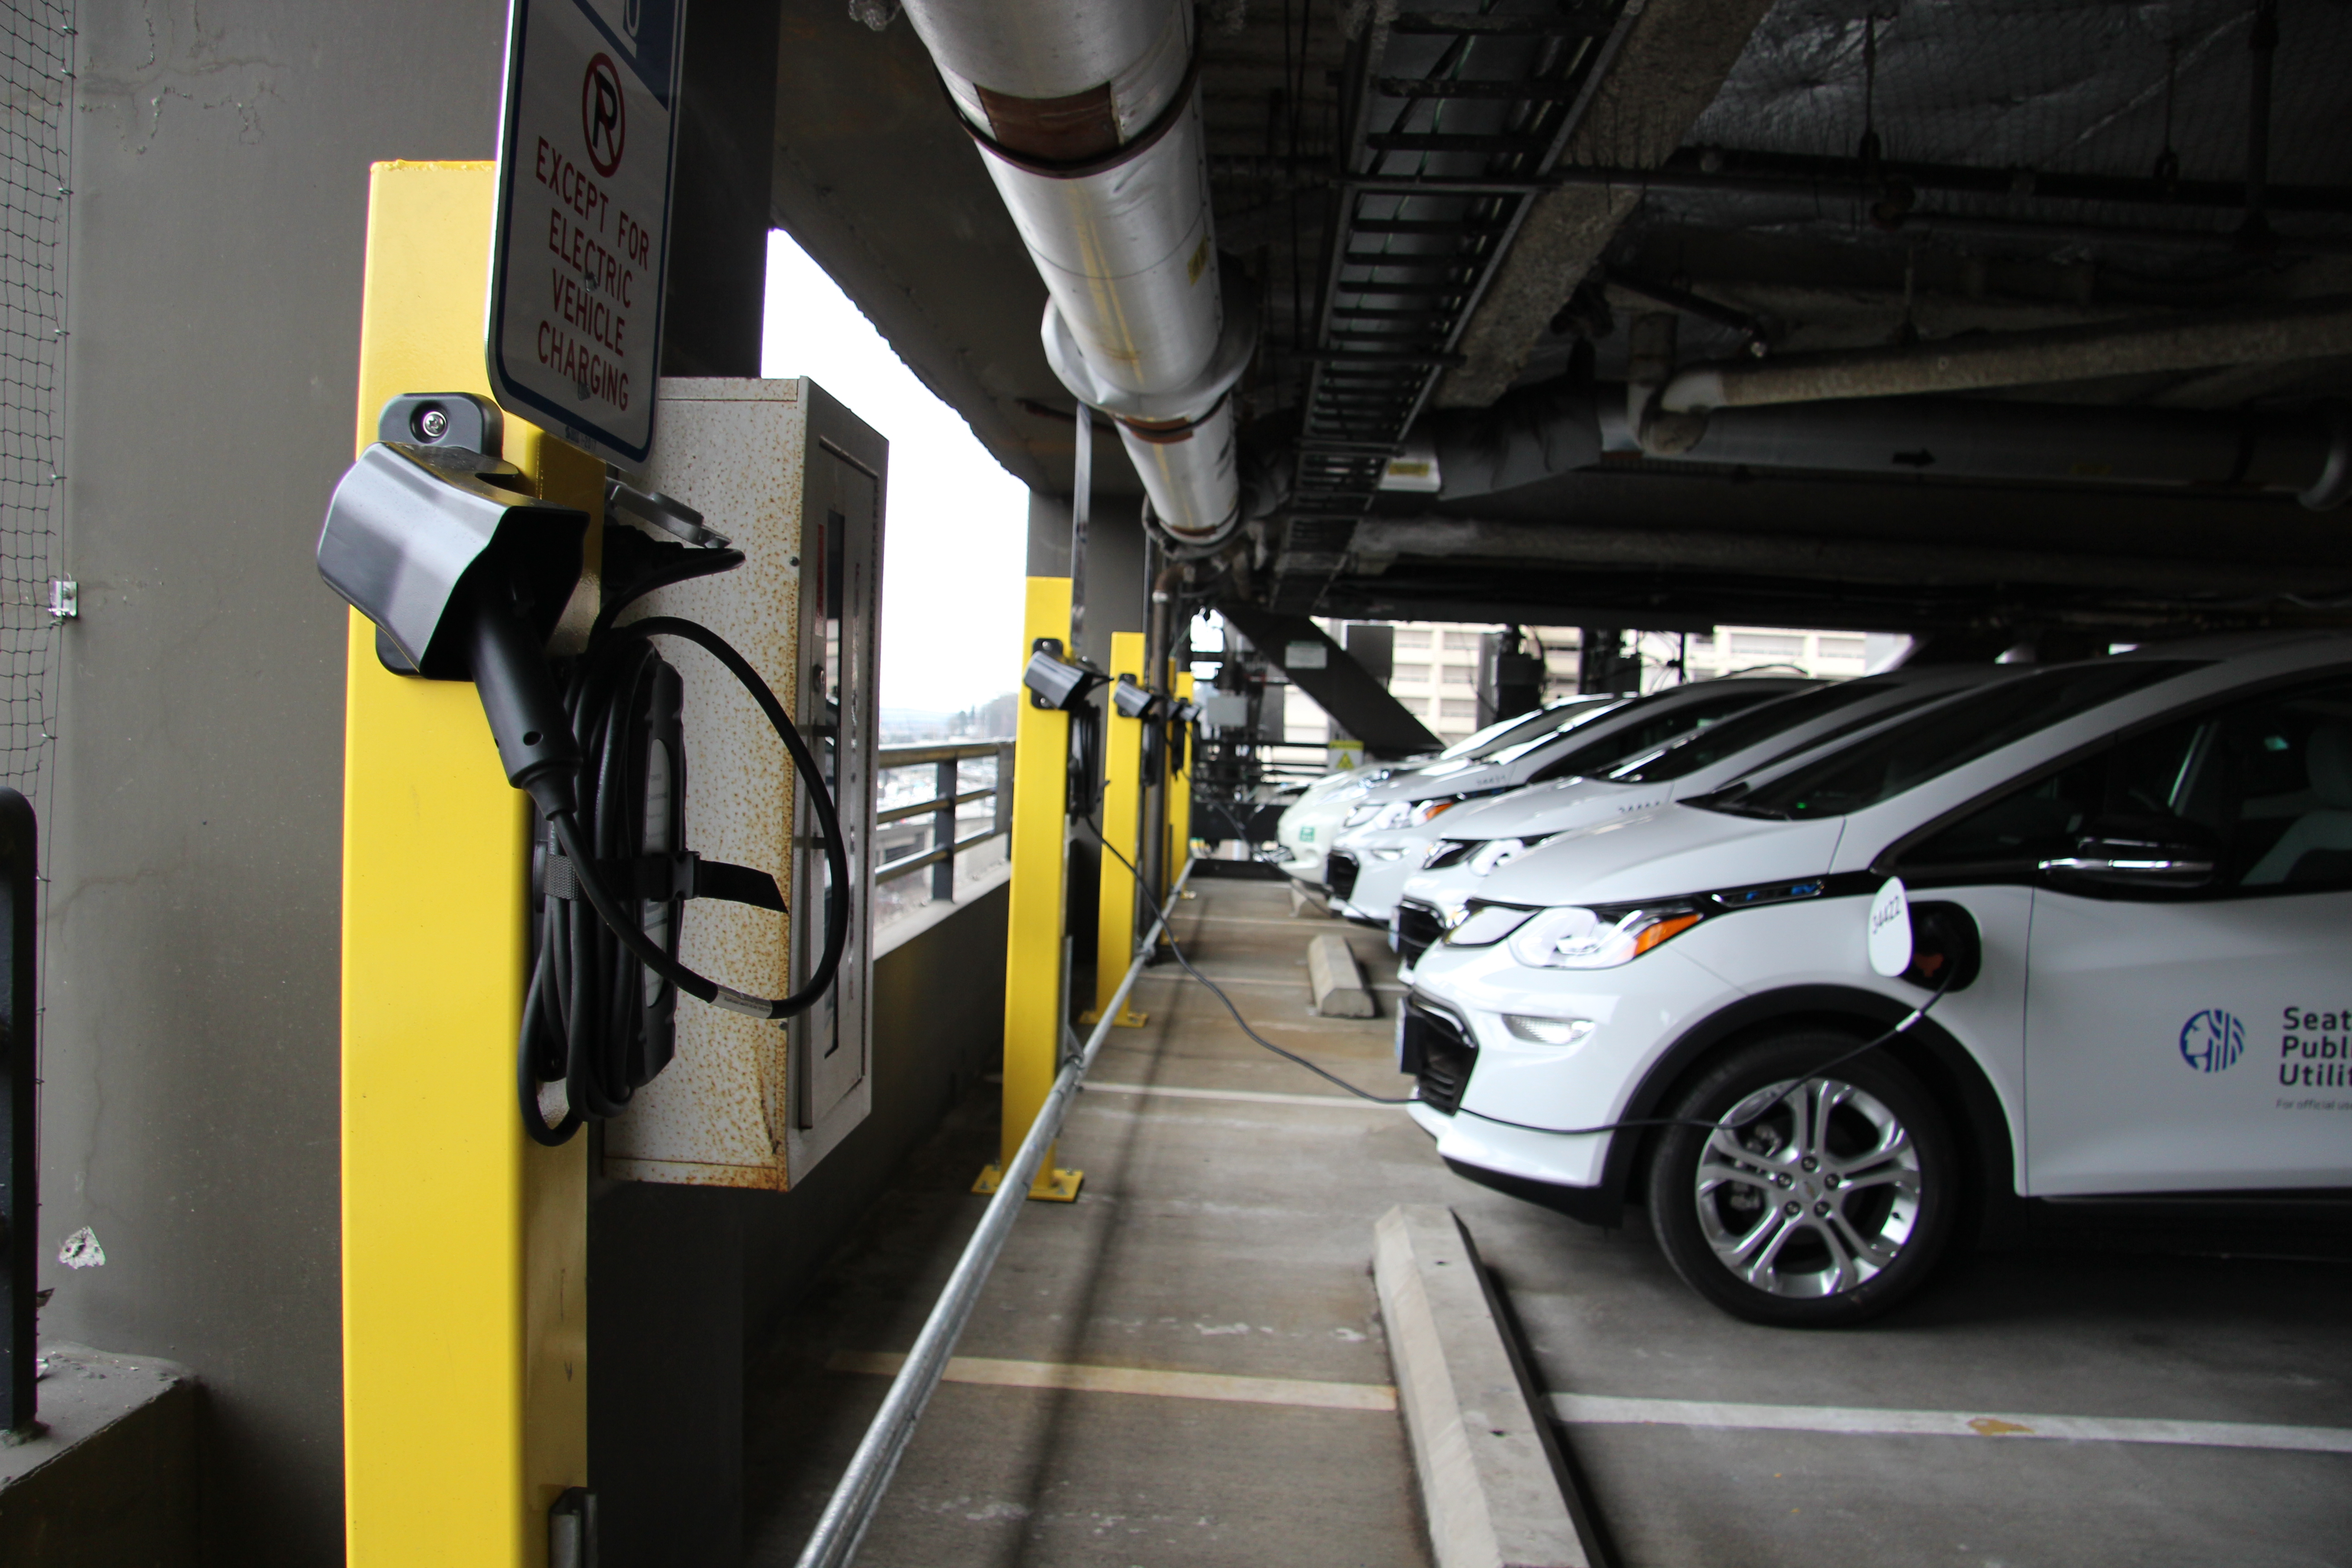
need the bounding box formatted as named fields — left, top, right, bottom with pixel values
left=1898, top=674, right=2352, bottom=896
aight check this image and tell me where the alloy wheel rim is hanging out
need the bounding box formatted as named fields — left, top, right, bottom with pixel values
left=1691, top=1075, right=1923, bottom=1299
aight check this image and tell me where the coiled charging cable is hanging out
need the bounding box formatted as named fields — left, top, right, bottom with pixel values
left=519, top=551, right=851, bottom=1144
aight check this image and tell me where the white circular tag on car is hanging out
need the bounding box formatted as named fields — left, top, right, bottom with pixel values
left=1867, top=877, right=1913, bottom=977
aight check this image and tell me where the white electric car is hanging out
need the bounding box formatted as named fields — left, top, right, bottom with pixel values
left=1323, top=677, right=1816, bottom=921
left=1389, top=665, right=2013, bottom=973
left=1272, top=696, right=1621, bottom=883
left=1400, top=633, right=2352, bottom=1327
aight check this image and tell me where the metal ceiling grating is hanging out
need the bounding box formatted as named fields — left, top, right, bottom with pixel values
left=1271, top=0, right=1636, bottom=609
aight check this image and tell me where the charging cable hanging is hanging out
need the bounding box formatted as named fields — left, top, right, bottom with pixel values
left=518, top=544, right=853, bottom=1144
left=316, top=402, right=853, bottom=1148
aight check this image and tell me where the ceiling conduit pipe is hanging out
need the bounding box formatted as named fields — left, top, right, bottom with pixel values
left=1414, top=381, right=2352, bottom=510
left=1657, top=294, right=2352, bottom=414
left=896, top=0, right=1254, bottom=554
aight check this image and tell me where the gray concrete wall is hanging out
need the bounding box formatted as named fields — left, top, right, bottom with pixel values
left=44, top=5, right=509, bottom=1559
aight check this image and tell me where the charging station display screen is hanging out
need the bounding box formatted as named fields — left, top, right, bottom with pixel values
left=488, top=0, right=684, bottom=466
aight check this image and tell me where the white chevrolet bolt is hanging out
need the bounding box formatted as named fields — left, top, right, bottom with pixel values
left=1390, top=665, right=2011, bottom=974
left=1271, top=698, right=1621, bottom=884
left=1400, top=634, right=2352, bottom=1326
left=1322, top=678, right=1816, bottom=921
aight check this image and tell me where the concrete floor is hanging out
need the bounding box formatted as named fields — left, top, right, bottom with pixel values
left=742, top=876, right=1454, bottom=1567
left=741, top=875, right=2352, bottom=1568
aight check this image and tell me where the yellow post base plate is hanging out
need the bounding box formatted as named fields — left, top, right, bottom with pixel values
left=1077, top=1008, right=1149, bottom=1028
left=973, top=1163, right=1084, bottom=1202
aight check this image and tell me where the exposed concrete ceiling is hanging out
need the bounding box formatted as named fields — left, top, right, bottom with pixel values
left=769, top=0, right=2352, bottom=637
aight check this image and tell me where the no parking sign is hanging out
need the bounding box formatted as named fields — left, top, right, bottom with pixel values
left=488, top=0, right=686, bottom=467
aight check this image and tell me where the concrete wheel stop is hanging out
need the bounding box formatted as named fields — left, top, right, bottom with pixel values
left=1373, top=1204, right=1601, bottom=1568
left=1308, top=932, right=1376, bottom=1017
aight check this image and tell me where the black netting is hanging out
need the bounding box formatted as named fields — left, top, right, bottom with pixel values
left=0, top=3, right=68, bottom=799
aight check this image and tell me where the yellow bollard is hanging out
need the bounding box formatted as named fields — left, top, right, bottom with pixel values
left=975, top=578, right=1083, bottom=1202
left=1168, top=671, right=1196, bottom=894
left=1083, top=630, right=1149, bottom=1029
left=340, top=161, right=592, bottom=1568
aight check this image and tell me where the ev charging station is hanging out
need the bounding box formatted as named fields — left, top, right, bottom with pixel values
left=328, top=3, right=883, bottom=1555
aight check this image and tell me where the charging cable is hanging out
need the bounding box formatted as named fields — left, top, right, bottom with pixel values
left=1077, top=815, right=1954, bottom=1138
left=1078, top=816, right=1413, bottom=1105
left=517, top=548, right=851, bottom=1144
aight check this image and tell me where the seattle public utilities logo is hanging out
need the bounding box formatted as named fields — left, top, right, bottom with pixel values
left=2179, top=1008, right=2245, bottom=1073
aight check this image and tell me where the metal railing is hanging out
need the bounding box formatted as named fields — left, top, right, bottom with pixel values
left=794, top=853, right=1198, bottom=1568
left=873, top=740, right=1013, bottom=902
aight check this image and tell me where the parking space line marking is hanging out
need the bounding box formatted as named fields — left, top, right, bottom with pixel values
left=1551, top=1393, right=2352, bottom=1454
left=1082, top=1081, right=1404, bottom=1111
left=831, top=1351, right=1396, bottom=1412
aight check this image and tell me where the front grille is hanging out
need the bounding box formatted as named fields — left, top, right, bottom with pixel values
left=1325, top=851, right=1360, bottom=901
left=1396, top=901, right=1446, bottom=968
left=1401, top=1001, right=1477, bottom=1115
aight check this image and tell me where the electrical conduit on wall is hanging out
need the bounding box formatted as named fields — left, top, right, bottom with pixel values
left=896, top=0, right=1254, bottom=550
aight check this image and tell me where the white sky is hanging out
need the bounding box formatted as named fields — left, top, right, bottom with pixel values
left=759, top=230, right=1030, bottom=714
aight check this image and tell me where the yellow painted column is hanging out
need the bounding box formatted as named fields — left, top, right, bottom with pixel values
left=341, top=161, right=593, bottom=1568
left=979, top=577, right=1082, bottom=1201
left=1085, top=631, right=1148, bottom=1028
left=1169, top=671, right=1195, bottom=884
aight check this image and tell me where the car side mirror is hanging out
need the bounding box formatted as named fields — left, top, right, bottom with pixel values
left=2039, top=814, right=2218, bottom=889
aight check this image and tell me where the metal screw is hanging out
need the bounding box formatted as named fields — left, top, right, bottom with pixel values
left=1823, top=1173, right=1841, bottom=1188
left=1776, top=1173, right=1793, bottom=1187
left=1814, top=1201, right=1830, bottom=1216
left=416, top=407, right=449, bottom=441
left=1784, top=1200, right=1801, bottom=1215
left=1801, top=1156, right=1818, bottom=1171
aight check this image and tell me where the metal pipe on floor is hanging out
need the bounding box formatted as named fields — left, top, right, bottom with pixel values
left=792, top=855, right=1200, bottom=1568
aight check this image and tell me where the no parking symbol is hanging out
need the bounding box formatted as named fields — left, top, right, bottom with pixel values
left=583, top=53, right=626, bottom=176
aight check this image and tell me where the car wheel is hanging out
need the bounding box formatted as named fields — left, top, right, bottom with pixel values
left=1646, top=1029, right=1956, bottom=1328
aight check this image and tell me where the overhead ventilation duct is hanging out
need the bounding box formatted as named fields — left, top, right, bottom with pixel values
left=897, top=0, right=1253, bottom=552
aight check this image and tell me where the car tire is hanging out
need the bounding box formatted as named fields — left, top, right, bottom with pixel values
left=1645, top=1029, right=1957, bottom=1328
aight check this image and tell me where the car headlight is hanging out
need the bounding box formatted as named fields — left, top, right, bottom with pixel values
left=1423, top=838, right=1475, bottom=870
left=1467, top=837, right=1536, bottom=876
left=1443, top=903, right=1534, bottom=946
left=1506, top=905, right=1705, bottom=970
left=1357, top=796, right=1460, bottom=833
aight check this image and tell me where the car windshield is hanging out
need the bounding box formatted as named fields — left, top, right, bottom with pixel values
left=1436, top=706, right=1567, bottom=759
left=1450, top=696, right=1624, bottom=764
left=1512, top=684, right=1802, bottom=775
left=1608, top=679, right=1949, bottom=784
left=1695, top=662, right=2202, bottom=820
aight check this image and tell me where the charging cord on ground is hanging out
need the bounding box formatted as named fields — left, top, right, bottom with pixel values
left=1077, top=814, right=1414, bottom=1105
left=1076, top=812, right=1957, bottom=1135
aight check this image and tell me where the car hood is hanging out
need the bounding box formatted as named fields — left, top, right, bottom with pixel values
left=1475, top=801, right=1845, bottom=909
left=1359, top=759, right=1514, bottom=802
left=1425, top=776, right=1668, bottom=839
